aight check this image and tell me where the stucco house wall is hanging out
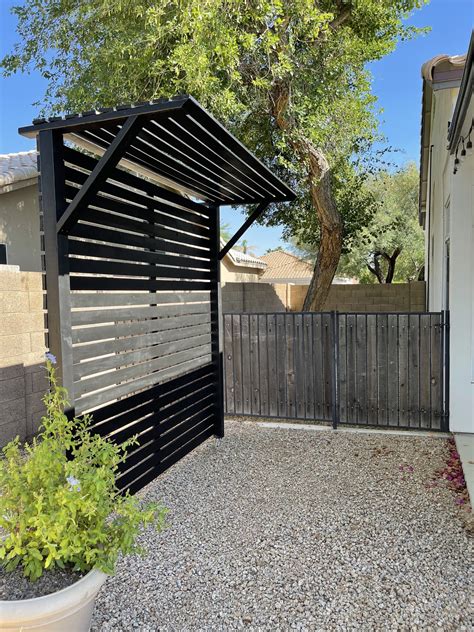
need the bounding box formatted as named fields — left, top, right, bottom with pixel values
left=420, top=43, right=473, bottom=435
left=0, top=183, right=42, bottom=272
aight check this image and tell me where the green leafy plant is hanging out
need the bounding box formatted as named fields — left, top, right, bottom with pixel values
left=0, top=354, right=167, bottom=581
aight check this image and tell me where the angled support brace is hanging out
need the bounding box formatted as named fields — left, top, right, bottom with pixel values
left=56, top=114, right=142, bottom=234
left=218, top=201, right=269, bottom=260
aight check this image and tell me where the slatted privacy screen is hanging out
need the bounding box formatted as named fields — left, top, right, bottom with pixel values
left=29, top=97, right=295, bottom=495
left=224, top=312, right=447, bottom=431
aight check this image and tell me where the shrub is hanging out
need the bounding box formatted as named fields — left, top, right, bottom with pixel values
left=0, top=355, right=167, bottom=581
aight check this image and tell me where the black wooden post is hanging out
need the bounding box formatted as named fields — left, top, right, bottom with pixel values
left=210, top=205, right=224, bottom=438
left=331, top=310, right=339, bottom=430
left=37, top=130, right=75, bottom=415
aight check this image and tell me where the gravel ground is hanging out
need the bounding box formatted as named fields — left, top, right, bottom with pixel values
left=91, top=421, right=472, bottom=631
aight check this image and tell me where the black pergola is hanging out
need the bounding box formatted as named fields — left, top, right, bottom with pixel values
left=20, top=95, right=294, bottom=493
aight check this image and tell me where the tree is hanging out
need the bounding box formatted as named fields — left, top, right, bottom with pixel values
left=3, top=0, right=427, bottom=308
left=220, top=222, right=232, bottom=242
left=337, top=163, right=424, bottom=283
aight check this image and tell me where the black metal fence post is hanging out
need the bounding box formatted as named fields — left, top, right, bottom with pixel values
left=211, top=205, right=225, bottom=438
left=331, top=310, right=339, bottom=430
left=441, top=310, right=450, bottom=432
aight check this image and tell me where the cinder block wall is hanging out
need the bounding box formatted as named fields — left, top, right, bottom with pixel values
left=290, top=281, right=426, bottom=312
left=0, top=270, right=47, bottom=445
left=222, top=282, right=288, bottom=313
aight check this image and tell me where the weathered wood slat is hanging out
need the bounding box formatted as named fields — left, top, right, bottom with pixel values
left=303, top=314, right=314, bottom=420
left=70, top=223, right=211, bottom=258
left=67, top=206, right=210, bottom=249
left=294, top=314, right=305, bottom=419
left=76, top=353, right=212, bottom=414
left=75, top=344, right=211, bottom=395
left=249, top=315, right=260, bottom=415
left=70, top=276, right=211, bottom=292
left=355, top=314, right=368, bottom=425
left=69, top=240, right=212, bottom=270
left=74, top=326, right=211, bottom=365
left=322, top=313, right=333, bottom=421
left=63, top=145, right=213, bottom=216
left=267, top=314, right=278, bottom=417
left=257, top=315, right=269, bottom=417
left=72, top=312, right=211, bottom=344
left=223, top=315, right=235, bottom=414
left=430, top=314, right=442, bottom=430
left=72, top=302, right=210, bottom=326
left=276, top=314, right=287, bottom=417
left=377, top=315, right=388, bottom=427
left=337, top=314, right=347, bottom=423
left=72, top=291, right=210, bottom=308
left=346, top=314, right=356, bottom=424
left=285, top=314, right=296, bottom=418
left=232, top=314, right=243, bottom=414
left=419, top=314, right=432, bottom=429
left=312, top=314, right=324, bottom=421
left=387, top=314, right=399, bottom=427
left=398, top=314, right=409, bottom=426
left=240, top=315, right=251, bottom=415
left=74, top=333, right=211, bottom=380
left=408, top=314, right=420, bottom=428
left=366, top=314, right=378, bottom=426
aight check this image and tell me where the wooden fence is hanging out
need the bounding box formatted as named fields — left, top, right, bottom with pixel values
left=223, top=312, right=448, bottom=431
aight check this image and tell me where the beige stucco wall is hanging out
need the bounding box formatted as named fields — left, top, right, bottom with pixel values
left=0, top=181, right=42, bottom=272
left=290, top=282, right=426, bottom=312
left=0, top=270, right=47, bottom=445
left=220, top=258, right=263, bottom=284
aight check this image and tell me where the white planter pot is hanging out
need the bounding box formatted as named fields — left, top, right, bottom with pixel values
left=0, top=569, right=107, bottom=632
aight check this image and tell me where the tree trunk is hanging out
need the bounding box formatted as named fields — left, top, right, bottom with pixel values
left=302, top=148, right=343, bottom=310
left=271, top=85, right=343, bottom=312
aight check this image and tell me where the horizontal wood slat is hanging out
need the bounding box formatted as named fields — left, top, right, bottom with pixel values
left=76, top=353, right=212, bottom=413
left=71, top=291, right=210, bottom=308
left=66, top=205, right=211, bottom=249
left=63, top=145, right=213, bottom=217
left=74, top=333, right=211, bottom=380
left=70, top=223, right=211, bottom=258
left=69, top=240, right=211, bottom=270
left=73, top=323, right=211, bottom=362
left=72, top=312, right=212, bottom=344
left=75, top=344, right=211, bottom=395
left=71, top=302, right=210, bottom=326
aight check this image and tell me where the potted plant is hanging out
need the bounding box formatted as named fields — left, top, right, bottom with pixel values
left=0, top=354, right=167, bottom=631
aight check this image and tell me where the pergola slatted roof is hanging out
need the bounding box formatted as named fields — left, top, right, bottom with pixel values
left=19, top=95, right=295, bottom=207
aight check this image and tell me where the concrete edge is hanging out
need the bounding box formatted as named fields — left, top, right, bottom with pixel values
left=252, top=420, right=450, bottom=439
left=454, top=433, right=474, bottom=503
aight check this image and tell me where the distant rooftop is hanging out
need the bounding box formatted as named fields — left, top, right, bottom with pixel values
left=259, top=250, right=313, bottom=282
left=0, top=150, right=38, bottom=193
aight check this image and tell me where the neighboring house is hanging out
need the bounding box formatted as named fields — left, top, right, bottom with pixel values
left=0, top=151, right=41, bottom=272
left=220, top=239, right=267, bottom=284
left=419, top=32, right=473, bottom=436
left=259, top=250, right=354, bottom=285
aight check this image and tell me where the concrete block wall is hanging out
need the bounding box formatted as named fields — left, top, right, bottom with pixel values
left=290, top=281, right=426, bottom=313
left=0, top=270, right=47, bottom=446
left=222, top=281, right=426, bottom=314
left=222, top=282, right=288, bottom=313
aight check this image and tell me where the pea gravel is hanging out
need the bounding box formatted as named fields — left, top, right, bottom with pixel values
left=91, top=421, right=472, bottom=631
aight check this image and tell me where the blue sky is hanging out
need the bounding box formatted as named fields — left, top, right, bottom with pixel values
left=0, top=0, right=472, bottom=254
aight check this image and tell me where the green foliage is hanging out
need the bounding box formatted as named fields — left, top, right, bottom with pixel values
left=2, top=0, right=428, bottom=251
left=0, top=358, right=167, bottom=581
left=338, top=163, right=424, bottom=282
